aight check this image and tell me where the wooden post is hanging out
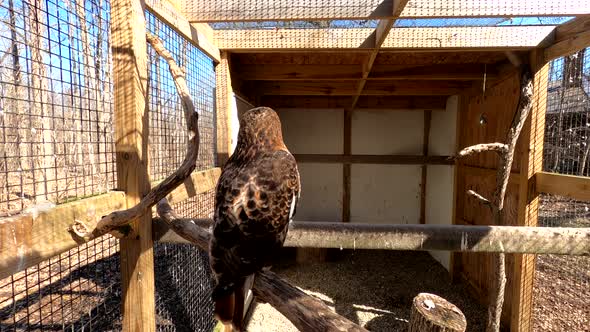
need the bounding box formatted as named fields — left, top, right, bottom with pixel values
left=409, top=293, right=467, bottom=332
left=420, top=110, right=432, bottom=224
left=215, top=51, right=234, bottom=167
left=111, top=0, right=155, bottom=330
left=511, top=49, right=548, bottom=332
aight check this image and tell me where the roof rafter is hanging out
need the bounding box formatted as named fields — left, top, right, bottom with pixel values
left=213, top=26, right=557, bottom=52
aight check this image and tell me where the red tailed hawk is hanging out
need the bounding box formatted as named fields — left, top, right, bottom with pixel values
left=209, top=107, right=300, bottom=331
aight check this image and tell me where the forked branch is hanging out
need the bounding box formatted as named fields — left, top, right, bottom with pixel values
left=453, top=66, right=533, bottom=332
left=70, top=33, right=200, bottom=240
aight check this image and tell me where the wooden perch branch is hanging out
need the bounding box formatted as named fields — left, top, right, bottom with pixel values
left=155, top=200, right=368, bottom=332
left=456, top=143, right=508, bottom=158
left=70, top=33, right=200, bottom=240
left=466, top=190, right=492, bottom=207
left=454, top=66, right=534, bottom=332
left=153, top=219, right=590, bottom=256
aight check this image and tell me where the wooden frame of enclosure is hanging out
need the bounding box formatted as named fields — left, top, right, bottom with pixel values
left=1, top=0, right=589, bottom=331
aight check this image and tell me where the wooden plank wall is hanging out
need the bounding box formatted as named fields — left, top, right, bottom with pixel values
left=453, top=69, right=524, bottom=326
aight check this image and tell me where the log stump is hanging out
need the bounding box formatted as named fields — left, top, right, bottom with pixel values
left=409, top=293, right=466, bottom=332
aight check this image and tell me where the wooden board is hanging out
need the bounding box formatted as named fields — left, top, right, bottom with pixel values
left=544, top=16, right=590, bottom=62
left=294, top=154, right=453, bottom=165
left=256, top=80, right=470, bottom=96
left=214, top=26, right=556, bottom=51
left=535, top=172, right=590, bottom=202
left=0, top=192, right=126, bottom=280
left=145, top=0, right=220, bottom=61
left=111, top=0, right=155, bottom=328
left=401, top=0, right=590, bottom=18
left=235, top=63, right=494, bottom=81
left=183, top=0, right=399, bottom=22
left=262, top=95, right=447, bottom=109
left=158, top=167, right=222, bottom=205
left=511, top=51, right=548, bottom=332
left=181, top=0, right=589, bottom=21
left=454, top=69, right=526, bottom=327
left=215, top=51, right=235, bottom=166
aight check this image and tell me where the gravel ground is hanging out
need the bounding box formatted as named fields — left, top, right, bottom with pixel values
left=246, top=249, right=488, bottom=332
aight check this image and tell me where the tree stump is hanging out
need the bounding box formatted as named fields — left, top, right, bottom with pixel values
left=409, top=293, right=466, bottom=332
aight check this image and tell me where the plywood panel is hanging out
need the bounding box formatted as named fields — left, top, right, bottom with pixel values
left=277, top=109, right=343, bottom=154
left=294, top=163, right=343, bottom=222
left=459, top=71, right=523, bottom=171
left=351, top=110, right=423, bottom=155
left=351, top=164, right=421, bottom=224
left=426, top=165, right=454, bottom=270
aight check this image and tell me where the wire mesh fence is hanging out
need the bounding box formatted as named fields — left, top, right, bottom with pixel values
left=0, top=0, right=122, bottom=330
left=1, top=1, right=218, bottom=331
left=146, top=10, right=217, bottom=332
left=533, top=47, right=590, bottom=331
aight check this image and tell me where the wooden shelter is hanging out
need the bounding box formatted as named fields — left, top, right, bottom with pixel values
left=1, top=0, right=589, bottom=331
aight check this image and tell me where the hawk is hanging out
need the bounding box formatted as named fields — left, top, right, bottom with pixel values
left=209, top=107, right=300, bottom=331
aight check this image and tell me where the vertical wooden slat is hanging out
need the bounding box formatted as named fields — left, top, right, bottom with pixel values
left=111, top=0, right=155, bottom=330
left=511, top=50, right=548, bottom=332
left=342, top=109, right=352, bottom=223
left=420, top=110, right=432, bottom=224
left=215, top=51, right=234, bottom=166
left=450, top=95, right=466, bottom=281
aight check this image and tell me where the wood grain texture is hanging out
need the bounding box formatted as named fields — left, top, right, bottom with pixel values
left=0, top=192, right=126, bottom=280
left=544, top=16, right=590, bottom=62
left=111, top=0, right=155, bottom=328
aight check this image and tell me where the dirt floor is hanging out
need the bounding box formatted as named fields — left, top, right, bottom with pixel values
left=246, top=249, right=488, bottom=332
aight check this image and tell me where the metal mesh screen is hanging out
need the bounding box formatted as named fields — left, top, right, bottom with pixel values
left=146, top=10, right=217, bottom=332
left=533, top=47, right=590, bottom=331
left=0, top=0, right=115, bottom=216
left=0, top=0, right=122, bottom=330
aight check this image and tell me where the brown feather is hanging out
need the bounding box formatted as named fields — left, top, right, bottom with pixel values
left=209, top=107, right=300, bottom=328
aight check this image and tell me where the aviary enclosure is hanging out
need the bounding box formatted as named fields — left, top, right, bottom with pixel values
left=0, top=0, right=588, bottom=331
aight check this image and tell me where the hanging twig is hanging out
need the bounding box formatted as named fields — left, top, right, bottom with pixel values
left=70, top=33, right=200, bottom=240
left=454, top=65, right=533, bottom=332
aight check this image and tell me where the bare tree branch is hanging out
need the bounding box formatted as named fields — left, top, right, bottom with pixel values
left=467, top=190, right=492, bottom=208
left=486, top=66, right=534, bottom=332
left=70, top=33, right=200, bottom=240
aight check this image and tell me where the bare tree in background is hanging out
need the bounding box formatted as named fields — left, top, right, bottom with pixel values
left=27, top=0, right=55, bottom=202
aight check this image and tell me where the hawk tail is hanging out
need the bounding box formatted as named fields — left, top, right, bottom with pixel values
left=213, top=278, right=248, bottom=332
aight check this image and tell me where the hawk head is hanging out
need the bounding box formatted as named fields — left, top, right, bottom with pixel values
left=236, top=107, right=286, bottom=151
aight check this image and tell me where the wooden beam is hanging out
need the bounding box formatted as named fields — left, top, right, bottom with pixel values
left=420, top=110, right=432, bottom=224
left=214, top=26, right=556, bottom=51
left=256, top=81, right=470, bottom=96
left=400, top=1, right=590, bottom=18
left=342, top=110, right=352, bottom=222
left=156, top=167, right=221, bottom=205
left=145, top=0, right=220, bottom=62
left=293, top=154, right=453, bottom=165
left=182, top=0, right=589, bottom=22
left=261, top=95, right=448, bottom=110
left=0, top=168, right=221, bottom=281
left=111, top=0, right=155, bottom=328
left=512, top=51, right=547, bottom=332
left=534, top=172, right=590, bottom=202
left=544, top=16, right=590, bottom=62
left=0, top=192, right=126, bottom=280
left=183, top=0, right=398, bottom=22
left=215, top=51, right=235, bottom=166
left=154, top=219, right=590, bottom=256
left=236, top=64, right=493, bottom=81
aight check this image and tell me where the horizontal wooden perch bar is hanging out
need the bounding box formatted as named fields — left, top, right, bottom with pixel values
left=154, top=220, right=590, bottom=256
left=293, top=154, right=454, bottom=165
left=156, top=199, right=367, bottom=332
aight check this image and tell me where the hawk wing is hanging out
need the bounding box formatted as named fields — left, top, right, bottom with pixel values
left=209, top=149, right=300, bottom=291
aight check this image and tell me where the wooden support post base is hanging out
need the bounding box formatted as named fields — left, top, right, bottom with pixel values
left=409, top=293, right=467, bottom=332
left=296, top=248, right=327, bottom=263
